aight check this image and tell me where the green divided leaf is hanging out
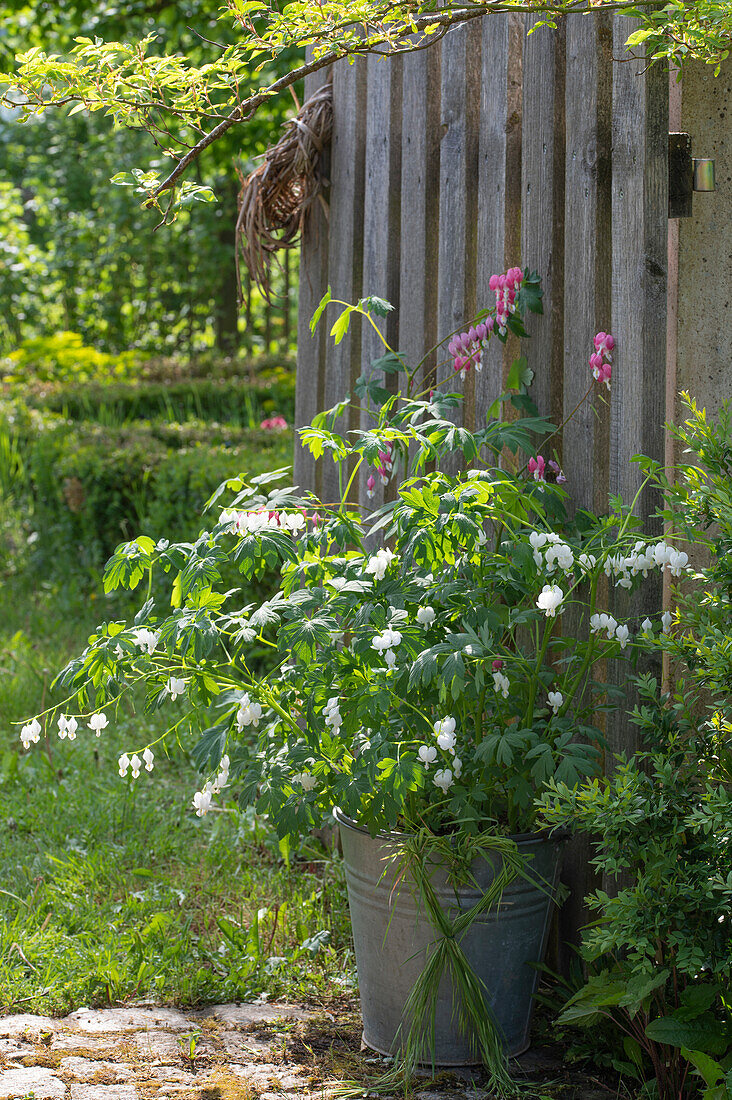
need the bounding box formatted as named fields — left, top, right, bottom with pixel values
left=359, top=295, right=393, bottom=318
left=506, top=356, right=533, bottom=392
left=330, top=306, right=353, bottom=345
left=310, top=286, right=332, bottom=333
left=371, top=351, right=405, bottom=374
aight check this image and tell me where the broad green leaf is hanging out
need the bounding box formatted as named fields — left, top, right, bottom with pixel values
left=645, top=1016, right=727, bottom=1055
left=680, top=1048, right=724, bottom=1088
left=506, top=356, right=532, bottom=391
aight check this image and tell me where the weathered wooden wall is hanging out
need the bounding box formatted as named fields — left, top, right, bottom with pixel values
left=295, top=13, right=669, bottom=955
left=296, top=14, right=668, bottom=510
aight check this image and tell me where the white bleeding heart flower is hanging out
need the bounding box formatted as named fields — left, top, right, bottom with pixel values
left=537, top=584, right=564, bottom=617
left=437, top=731, right=456, bottom=754
left=88, top=712, right=108, bottom=736
left=166, top=678, right=186, bottom=701
left=58, top=715, right=78, bottom=741
left=20, top=718, right=42, bottom=749
left=493, top=671, right=510, bottom=699
left=433, top=768, right=454, bottom=793
left=548, top=691, right=563, bottom=715
left=193, top=788, right=213, bottom=816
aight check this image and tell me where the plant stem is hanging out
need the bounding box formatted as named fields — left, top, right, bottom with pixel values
left=340, top=453, right=363, bottom=513
left=523, top=616, right=555, bottom=728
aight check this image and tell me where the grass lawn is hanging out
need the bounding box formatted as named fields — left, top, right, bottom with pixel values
left=1, top=349, right=354, bottom=1018
left=0, top=532, right=353, bottom=1020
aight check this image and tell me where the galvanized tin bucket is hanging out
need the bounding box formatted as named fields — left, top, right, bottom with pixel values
left=337, top=811, right=563, bottom=1063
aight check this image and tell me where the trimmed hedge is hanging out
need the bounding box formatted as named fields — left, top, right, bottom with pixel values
left=1, top=403, right=292, bottom=568
left=23, top=375, right=295, bottom=429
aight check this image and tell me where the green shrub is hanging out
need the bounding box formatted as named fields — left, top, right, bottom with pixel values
left=1, top=331, right=143, bottom=385
left=2, top=331, right=294, bottom=391
left=537, top=400, right=732, bottom=1100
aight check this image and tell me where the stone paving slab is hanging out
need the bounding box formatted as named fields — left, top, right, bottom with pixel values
left=132, top=1029, right=188, bottom=1060
left=0, top=1015, right=62, bottom=1038
left=59, top=1056, right=130, bottom=1082
left=0, top=1003, right=312, bottom=1100
left=202, top=1003, right=310, bottom=1028
left=70, top=1087, right=140, bottom=1100
left=61, top=1008, right=192, bottom=1034
left=0, top=1002, right=614, bottom=1098
left=0, top=1065, right=66, bottom=1099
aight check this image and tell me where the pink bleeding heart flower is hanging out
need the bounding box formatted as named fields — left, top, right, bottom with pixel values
left=528, top=455, right=546, bottom=482
left=366, top=475, right=376, bottom=500
left=378, top=448, right=393, bottom=472
left=492, top=658, right=504, bottom=672
left=548, top=459, right=567, bottom=485
left=260, top=415, right=288, bottom=431
left=591, top=331, right=614, bottom=389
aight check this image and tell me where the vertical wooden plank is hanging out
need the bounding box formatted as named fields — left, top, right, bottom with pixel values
left=608, top=15, right=668, bottom=757
left=437, top=21, right=481, bottom=454
left=504, top=15, right=524, bottom=286
left=521, top=17, right=565, bottom=427
left=359, top=53, right=403, bottom=513
left=475, top=16, right=510, bottom=424
left=283, top=247, right=291, bottom=349
left=294, top=66, right=331, bottom=494
left=562, top=13, right=613, bottom=512
left=398, top=45, right=441, bottom=401
left=663, top=70, right=682, bottom=690
left=555, top=14, right=614, bottom=968
left=321, top=56, right=368, bottom=507
left=610, top=17, right=668, bottom=523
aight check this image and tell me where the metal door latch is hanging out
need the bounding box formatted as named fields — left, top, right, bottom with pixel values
left=669, top=133, right=716, bottom=218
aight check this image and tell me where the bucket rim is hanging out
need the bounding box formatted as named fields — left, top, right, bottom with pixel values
left=333, top=808, right=569, bottom=846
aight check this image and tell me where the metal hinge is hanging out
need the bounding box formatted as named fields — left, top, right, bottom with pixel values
left=669, top=133, right=716, bottom=219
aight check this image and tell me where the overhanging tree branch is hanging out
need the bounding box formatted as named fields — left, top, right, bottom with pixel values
left=149, top=0, right=651, bottom=199
left=4, top=0, right=729, bottom=220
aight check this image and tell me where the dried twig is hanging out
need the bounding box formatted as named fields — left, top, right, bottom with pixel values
left=235, top=79, right=332, bottom=301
